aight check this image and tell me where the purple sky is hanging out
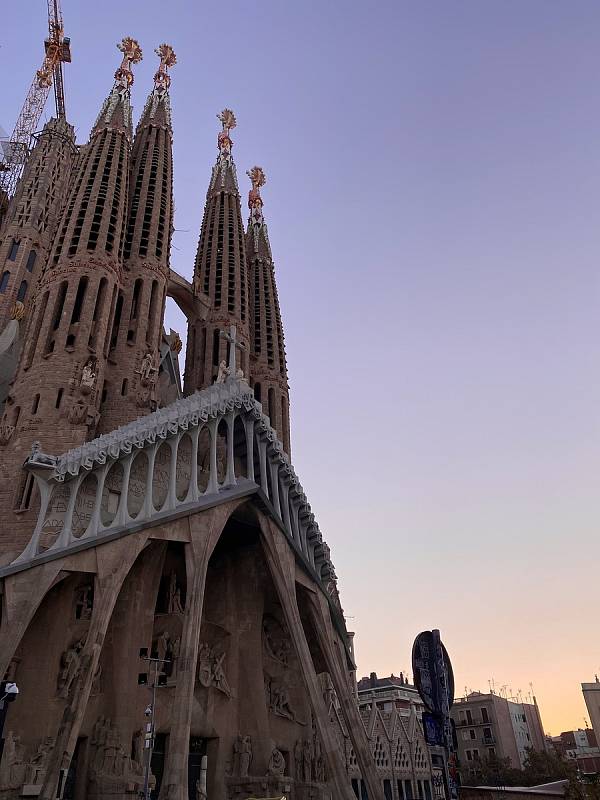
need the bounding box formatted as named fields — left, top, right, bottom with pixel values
left=3, top=0, right=600, bottom=732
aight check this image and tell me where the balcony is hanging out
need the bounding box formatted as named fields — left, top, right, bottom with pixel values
left=483, top=736, right=496, bottom=746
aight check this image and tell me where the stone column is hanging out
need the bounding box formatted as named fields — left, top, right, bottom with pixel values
left=39, top=534, right=149, bottom=800
left=158, top=498, right=245, bottom=800
left=258, top=516, right=358, bottom=800
left=308, top=589, right=383, bottom=800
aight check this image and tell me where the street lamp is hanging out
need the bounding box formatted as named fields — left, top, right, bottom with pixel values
left=0, top=682, right=19, bottom=767
left=138, top=649, right=170, bottom=800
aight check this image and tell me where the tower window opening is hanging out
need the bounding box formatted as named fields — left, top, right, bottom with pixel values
left=268, top=388, right=276, bottom=425
left=121, top=378, right=128, bottom=396
left=7, top=240, right=19, bottom=261
left=89, top=277, right=108, bottom=350
left=254, top=382, right=262, bottom=404
left=101, top=381, right=109, bottom=404
left=0, top=272, right=10, bottom=294
left=212, top=328, right=220, bottom=368
left=55, top=388, right=63, bottom=409
left=146, top=280, right=159, bottom=348
left=26, top=250, right=37, bottom=272
left=17, top=280, right=27, bottom=302
left=31, top=394, right=40, bottom=415
left=130, top=279, right=142, bottom=320
left=109, top=292, right=124, bottom=351
left=25, top=291, right=48, bottom=368
left=70, top=276, right=88, bottom=324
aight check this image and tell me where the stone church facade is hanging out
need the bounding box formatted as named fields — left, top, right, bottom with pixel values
left=0, top=38, right=387, bottom=800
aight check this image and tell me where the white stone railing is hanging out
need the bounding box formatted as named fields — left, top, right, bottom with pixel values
left=8, top=377, right=336, bottom=593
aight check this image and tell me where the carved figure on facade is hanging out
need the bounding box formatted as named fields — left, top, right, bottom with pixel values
left=11, top=301, right=25, bottom=321
left=25, top=737, right=54, bottom=786
left=28, top=441, right=58, bottom=468
left=80, top=357, right=97, bottom=394
left=57, top=637, right=85, bottom=698
left=262, top=614, right=292, bottom=666
left=137, top=352, right=158, bottom=385
left=75, top=583, right=93, bottom=620
left=197, top=642, right=232, bottom=697
left=216, top=360, right=229, bottom=383
left=232, top=735, right=252, bottom=777
left=0, top=420, right=15, bottom=445
left=265, top=676, right=305, bottom=724
left=89, top=716, right=145, bottom=784
left=167, top=570, right=185, bottom=614
left=267, top=747, right=286, bottom=777
left=0, top=731, right=26, bottom=789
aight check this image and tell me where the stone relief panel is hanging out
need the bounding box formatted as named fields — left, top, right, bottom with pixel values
left=100, top=461, right=124, bottom=526
left=264, top=676, right=306, bottom=725
left=197, top=426, right=211, bottom=492
left=57, top=637, right=86, bottom=699
left=262, top=614, right=292, bottom=666
left=127, top=452, right=148, bottom=519
left=176, top=433, right=192, bottom=501
left=40, top=483, right=70, bottom=546
left=74, top=583, right=94, bottom=620
left=152, top=442, right=170, bottom=511
left=71, top=472, right=98, bottom=537
left=197, top=642, right=232, bottom=697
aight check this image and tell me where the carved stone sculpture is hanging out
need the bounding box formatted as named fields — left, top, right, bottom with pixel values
left=167, top=570, right=184, bottom=613
left=80, top=358, right=97, bottom=394
left=265, top=677, right=305, bottom=724
left=233, top=735, right=252, bottom=778
left=75, top=584, right=93, bottom=620
left=197, top=643, right=232, bottom=696
left=26, top=737, right=54, bottom=786
left=267, top=747, right=285, bottom=777
left=0, top=731, right=26, bottom=789
left=216, top=359, right=229, bottom=383
left=57, top=638, right=85, bottom=698
left=137, top=352, right=158, bottom=385
left=262, top=615, right=291, bottom=666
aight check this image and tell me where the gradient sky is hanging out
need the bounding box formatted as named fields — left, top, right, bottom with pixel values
left=3, top=1, right=599, bottom=735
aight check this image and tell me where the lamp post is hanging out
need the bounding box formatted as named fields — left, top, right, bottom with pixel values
left=138, top=649, right=170, bottom=800
left=0, top=682, right=19, bottom=767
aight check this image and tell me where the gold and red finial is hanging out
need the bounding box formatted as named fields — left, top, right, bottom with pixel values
left=217, top=109, right=236, bottom=155
left=154, top=43, right=177, bottom=92
left=114, top=37, right=143, bottom=89
left=247, top=166, right=266, bottom=210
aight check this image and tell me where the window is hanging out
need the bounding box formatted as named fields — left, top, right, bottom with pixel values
left=481, top=707, right=490, bottom=723
left=473, top=749, right=480, bottom=760
left=466, top=750, right=472, bottom=762
left=466, top=710, right=473, bottom=724
left=470, top=730, right=476, bottom=740
left=31, top=394, right=40, bottom=415
left=417, top=780, right=423, bottom=799
left=26, top=250, right=37, bottom=272
left=488, top=748, right=496, bottom=757
left=424, top=781, right=432, bottom=800
left=121, top=378, right=128, bottom=396
left=398, top=781, right=405, bottom=800
left=404, top=780, right=413, bottom=800
left=17, top=280, right=27, bottom=301
left=0, top=271, right=10, bottom=293
left=383, top=780, right=393, bottom=800
left=55, top=388, right=63, bottom=409
left=7, top=240, right=19, bottom=261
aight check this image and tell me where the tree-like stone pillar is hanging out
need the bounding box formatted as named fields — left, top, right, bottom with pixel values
left=258, top=516, right=359, bottom=800
left=39, top=534, right=149, bottom=800
left=158, top=498, right=245, bottom=800
left=307, top=589, right=384, bottom=800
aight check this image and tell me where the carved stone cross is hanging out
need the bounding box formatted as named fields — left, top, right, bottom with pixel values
left=219, top=325, right=246, bottom=377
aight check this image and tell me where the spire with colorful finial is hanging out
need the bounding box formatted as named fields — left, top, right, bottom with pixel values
left=114, top=36, right=143, bottom=90
left=153, top=43, right=177, bottom=93
left=93, top=37, right=143, bottom=135
left=247, top=166, right=267, bottom=251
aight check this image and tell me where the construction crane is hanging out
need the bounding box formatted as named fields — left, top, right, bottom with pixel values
left=0, top=0, right=71, bottom=200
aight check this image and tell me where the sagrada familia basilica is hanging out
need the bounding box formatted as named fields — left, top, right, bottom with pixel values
left=0, top=38, right=438, bottom=800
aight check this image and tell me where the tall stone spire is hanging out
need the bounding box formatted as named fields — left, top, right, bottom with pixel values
left=245, top=167, right=290, bottom=453
left=100, top=44, right=176, bottom=431
left=0, top=38, right=142, bottom=559
left=183, top=110, right=250, bottom=394
left=0, top=117, right=75, bottom=332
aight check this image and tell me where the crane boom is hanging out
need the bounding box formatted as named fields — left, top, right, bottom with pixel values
left=0, top=0, right=71, bottom=200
